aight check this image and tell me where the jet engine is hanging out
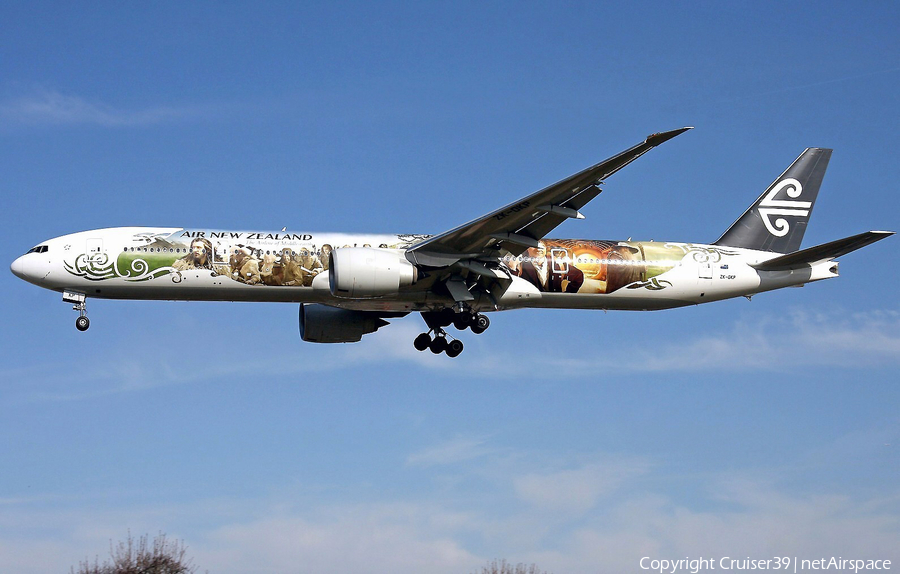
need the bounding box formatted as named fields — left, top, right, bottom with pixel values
left=299, top=303, right=390, bottom=343
left=329, top=247, right=418, bottom=298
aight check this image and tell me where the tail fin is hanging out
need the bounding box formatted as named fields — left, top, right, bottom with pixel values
left=715, top=148, right=832, bottom=253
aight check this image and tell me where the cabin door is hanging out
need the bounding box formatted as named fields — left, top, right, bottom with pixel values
left=86, top=238, right=104, bottom=263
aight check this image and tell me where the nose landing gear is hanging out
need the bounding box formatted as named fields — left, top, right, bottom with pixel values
left=63, top=290, right=90, bottom=331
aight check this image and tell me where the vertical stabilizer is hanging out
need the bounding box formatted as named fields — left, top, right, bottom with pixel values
left=715, top=148, right=831, bottom=253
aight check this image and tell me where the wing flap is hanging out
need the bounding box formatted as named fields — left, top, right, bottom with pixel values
left=512, top=184, right=603, bottom=249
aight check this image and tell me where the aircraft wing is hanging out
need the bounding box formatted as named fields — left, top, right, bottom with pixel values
left=406, top=127, right=692, bottom=267
left=752, top=230, right=895, bottom=271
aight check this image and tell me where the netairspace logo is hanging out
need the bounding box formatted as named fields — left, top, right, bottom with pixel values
left=639, top=556, right=892, bottom=573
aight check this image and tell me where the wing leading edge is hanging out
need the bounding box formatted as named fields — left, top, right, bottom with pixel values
left=406, top=127, right=692, bottom=267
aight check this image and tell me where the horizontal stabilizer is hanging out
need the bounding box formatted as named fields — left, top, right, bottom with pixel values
left=752, top=231, right=894, bottom=271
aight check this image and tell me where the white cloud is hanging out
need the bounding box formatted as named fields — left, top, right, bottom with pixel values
left=0, top=89, right=201, bottom=127
left=0, top=461, right=897, bottom=574
left=6, top=307, right=898, bottom=406
left=484, top=481, right=900, bottom=573
left=407, top=436, right=494, bottom=467
left=0, top=499, right=485, bottom=574
left=541, top=307, right=900, bottom=375
left=513, top=458, right=651, bottom=514
left=343, top=307, right=900, bottom=377
left=199, top=506, right=480, bottom=574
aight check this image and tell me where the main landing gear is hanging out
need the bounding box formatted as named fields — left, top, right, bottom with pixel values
left=414, top=331, right=464, bottom=358
left=63, top=291, right=90, bottom=331
left=414, top=308, right=491, bottom=358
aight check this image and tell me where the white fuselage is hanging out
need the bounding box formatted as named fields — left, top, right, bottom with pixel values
left=10, top=227, right=837, bottom=314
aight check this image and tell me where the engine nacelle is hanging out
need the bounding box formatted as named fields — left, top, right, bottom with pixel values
left=329, top=247, right=418, bottom=298
left=299, top=303, right=389, bottom=343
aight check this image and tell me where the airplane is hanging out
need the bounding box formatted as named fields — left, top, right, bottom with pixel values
left=10, top=127, right=893, bottom=357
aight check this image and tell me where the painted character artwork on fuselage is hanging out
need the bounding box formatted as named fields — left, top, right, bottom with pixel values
left=59, top=228, right=755, bottom=298
left=64, top=229, right=432, bottom=288
left=501, top=239, right=736, bottom=294
left=64, top=229, right=708, bottom=295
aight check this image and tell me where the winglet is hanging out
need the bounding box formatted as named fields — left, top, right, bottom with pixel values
left=646, top=127, right=693, bottom=147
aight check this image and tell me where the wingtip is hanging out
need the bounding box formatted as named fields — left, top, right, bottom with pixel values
left=646, top=126, right=693, bottom=146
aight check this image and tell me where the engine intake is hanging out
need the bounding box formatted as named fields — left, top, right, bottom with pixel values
left=329, top=247, right=418, bottom=298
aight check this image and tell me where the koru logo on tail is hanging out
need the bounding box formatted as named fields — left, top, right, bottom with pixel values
left=757, top=178, right=811, bottom=237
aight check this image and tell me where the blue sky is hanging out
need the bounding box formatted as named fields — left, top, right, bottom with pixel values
left=1, top=2, right=898, bottom=573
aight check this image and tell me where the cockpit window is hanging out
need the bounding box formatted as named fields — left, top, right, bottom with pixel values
left=26, top=245, right=49, bottom=254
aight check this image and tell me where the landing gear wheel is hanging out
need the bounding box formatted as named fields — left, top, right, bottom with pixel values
left=471, top=314, right=489, bottom=334
left=429, top=336, right=448, bottom=354
left=446, top=339, right=464, bottom=358
left=453, top=312, right=476, bottom=331
left=75, top=316, right=90, bottom=332
left=414, top=333, right=432, bottom=351
left=436, top=308, right=455, bottom=327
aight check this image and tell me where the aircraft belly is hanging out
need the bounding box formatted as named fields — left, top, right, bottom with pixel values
left=755, top=267, right=814, bottom=293
left=72, top=284, right=318, bottom=303
left=529, top=293, right=693, bottom=310
left=53, top=270, right=432, bottom=310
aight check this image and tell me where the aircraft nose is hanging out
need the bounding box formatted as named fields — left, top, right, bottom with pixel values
left=10, top=254, right=46, bottom=285
left=10, top=255, right=27, bottom=280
